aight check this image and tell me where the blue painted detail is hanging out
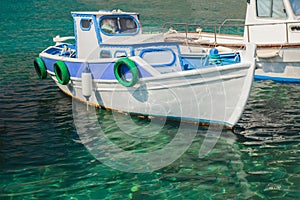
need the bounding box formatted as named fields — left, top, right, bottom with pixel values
left=40, top=56, right=153, bottom=80
left=45, top=48, right=61, bottom=55
left=254, top=75, right=300, bottom=83
left=80, top=18, right=92, bottom=31
left=176, top=116, right=233, bottom=127
left=41, top=57, right=57, bottom=72
left=99, top=15, right=140, bottom=36
left=88, top=62, right=116, bottom=80
left=99, top=45, right=132, bottom=58
left=100, top=41, right=179, bottom=48
left=126, top=113, right=233, bottom=128
left=89, top=61, right=152, bottom=80
left=180, top=58, right=197, bottom=70
left=44, top=45, right=76, bottom=58
left=176, top=44, right=184, bottom=70
left=99, top=50, right=112, bottom=58
left=139, top=48, right=176, bottom=67
left=130, top=48, right=135, bottom=56
left=72, top=13, right=102, bottom=45
left=119, top=64, right=132, bottom=79
left=209, top=48, right=219, bottom=55
left=180, top=52, right=240, bottom=70
left=206, top=53, right=240, bottom=66
left=114, top=50, right=128, bottom=58
left=137, top=66, right=152, bottom=78
left=56, top=44, right=76, bottom=49
left=93, top=15, right=102, bottom=44
left=73, top=16, right=78, bottom=58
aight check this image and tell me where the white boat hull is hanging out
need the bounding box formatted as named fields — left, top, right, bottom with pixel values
left=34, top=10, right=257, bottom=129
left=50, top=61, right=255, bottom=128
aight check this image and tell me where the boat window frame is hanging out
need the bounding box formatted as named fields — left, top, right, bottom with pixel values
left=114, top=50, right=128, bottom=58
left=139, top=48, right=177, bottom=67
left=256, top=0, right=287, bottom=19
left=80, top=18, right=93, bottom=31
left=99, top=50, right=112, bottom=58
left=99, top=15, right=140, bottom=36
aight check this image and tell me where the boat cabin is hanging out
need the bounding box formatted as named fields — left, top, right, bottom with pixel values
left=72, top=10, right=144, bottom=59
left=244, top=0, right=300, bottom=44
left=69, top=10, right=189, bottom=72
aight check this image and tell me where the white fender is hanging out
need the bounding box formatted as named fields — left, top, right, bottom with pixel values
left=81, top=67, right=93, bottom=100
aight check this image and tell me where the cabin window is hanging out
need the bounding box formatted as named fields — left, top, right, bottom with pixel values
left=256, top=0, right=287, bottom=18
left=290, top=0, right=300, bottom=15
left=119, top=18, right=138, bottom=33
left=100, top=50, right=112, bottom=58
left=100, top=16, right=139, bottom=35
left=100, top=18, right=118, bottom=34
left=80, top=18, right=92, bottom=31
left=139, top=48, right=176, bottom=68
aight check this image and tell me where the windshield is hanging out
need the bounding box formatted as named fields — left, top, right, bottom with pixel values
left=100, top=16, right=138, bottom=35
left=290, top=0, right=300, bottom=15
left=256, top=0, right=287, bottom=18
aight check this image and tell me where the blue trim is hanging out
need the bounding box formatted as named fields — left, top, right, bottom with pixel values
left=176, top=43, right=184, bottom=70
left=126, top=112, right=234, bottom=128
left=130, top=47, right=135, bottom=56
left=72, top=13, right=102, bottom=45
left=100, top=41, right=179, bottom=48
left=99, top=15, right=140, bottom=36
left=73, top=15, right=78, bottom=58
left=80, top=18, right=92, bottom=31
left=114, top=50, right=128, bottom=58
left=254, top=75, right=300, bottom=83
left=40, top=56, right=153, bottom=79
left=100, top=50, right=112, bottom=58
left=139, top=48, right=176, bottom=67
left=93, top=15, right=102, bottom=45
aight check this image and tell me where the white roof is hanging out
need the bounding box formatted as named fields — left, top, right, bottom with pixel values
left=71, top=10, right=139, bottom=16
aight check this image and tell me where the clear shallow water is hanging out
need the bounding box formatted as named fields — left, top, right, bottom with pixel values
left=1, top=0, right=300, bottom=199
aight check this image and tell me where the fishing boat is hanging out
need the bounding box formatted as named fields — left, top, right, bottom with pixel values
left=164, top=0, right=300, bottom=83
left=34, top=9, right=256, bottom=128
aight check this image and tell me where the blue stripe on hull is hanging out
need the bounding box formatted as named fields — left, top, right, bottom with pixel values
left=254, top=75, right=300, bottom=83
left=41, top=57, right=153, bottom=80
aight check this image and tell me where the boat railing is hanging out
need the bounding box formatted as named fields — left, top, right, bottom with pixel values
left=162, top=21, right=245, bottom=34
left=163, top=20, right=300, bottom=45
left=162, top=21, right=245, bottom=45
left=218, top=19, right=245, bottom=34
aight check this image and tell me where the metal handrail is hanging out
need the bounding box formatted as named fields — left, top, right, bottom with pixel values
left=218, top=19, right=245, bottom=33
left=163, top=20, right=300, bottom=45
left=162, top=22, right=245, bottom=45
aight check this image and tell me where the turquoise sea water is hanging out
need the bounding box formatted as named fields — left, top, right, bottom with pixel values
left=1, top=0, right=300, bottom=199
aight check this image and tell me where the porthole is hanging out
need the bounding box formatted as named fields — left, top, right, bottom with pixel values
left=80, top=18, right=92, bottom=31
